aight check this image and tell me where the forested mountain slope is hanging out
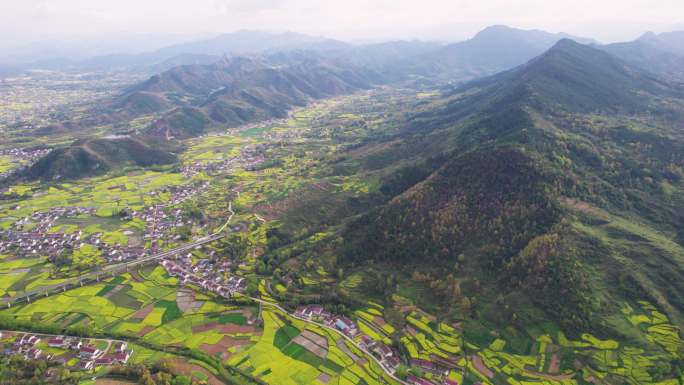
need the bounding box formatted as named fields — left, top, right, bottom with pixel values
left=601, top=31, right=684, bottom=81
left=340, top=40, right=684, bottom=332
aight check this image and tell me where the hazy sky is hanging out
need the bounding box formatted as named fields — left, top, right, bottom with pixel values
left=1, top=0, right=683, bottom=46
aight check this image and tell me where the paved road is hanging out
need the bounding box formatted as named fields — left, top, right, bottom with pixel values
left=1, top=199, right=409, bottom=385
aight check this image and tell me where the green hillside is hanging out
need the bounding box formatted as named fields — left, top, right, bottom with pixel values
left=331, top=40, right=684, bottom=334
left=26, top=137, right=178, bottom=180
left=118, top=57, right=381, bottom=138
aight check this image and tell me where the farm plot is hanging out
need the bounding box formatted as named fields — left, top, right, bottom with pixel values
left=2, top=267, right=175, bottom=331
left=398, top=311, right=463, bottom=364
left=434, top=300, right=684, bottom=385
left=292, top=330, right=329, bottom=358
left=228, top=307, right=392, bottom=385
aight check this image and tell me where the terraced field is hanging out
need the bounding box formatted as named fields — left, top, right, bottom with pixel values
left=228, top=307, right=395, bottom=385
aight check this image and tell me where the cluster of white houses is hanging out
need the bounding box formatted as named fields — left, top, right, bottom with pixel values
left=7, top=206, right=96, bottom=234
left=0, top=209, right=151, bottom=266
left=51, top=337, right=131, bottom=370
left=137, top=205, right=193, bottom=250
left=294, top=305, right=361, bottom=338
left=3, top=333, right=44, bottom=361
left=293, top=305, right=410, bottom=374
left=2, top=333, right=131, bottom=370
left=0, top=181, right=210, bottom=267
left=0, top=207, right=96, bottom=258
left=359, top=335, right=402, bottom=372
left=181, top=144, right=266, bottom=177
left=161, top=257, right=248, bottom=298
left=0, top=147, right=51, bottom=179
left=292, top=305, right=458, bottom=384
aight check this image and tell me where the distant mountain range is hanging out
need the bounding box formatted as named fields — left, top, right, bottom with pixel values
left=120, top=56, right=382, bottom=139
left=0, top=30, right=349, bottom=73
left=4, top=26, right=683, bottom=86
left=600, top=31, right=684, bottom=81
left=417, top=25, right=596, bottom=77
left=0, top=32, right=201, bottom=67
left=23, top=26, right=684, bottom=189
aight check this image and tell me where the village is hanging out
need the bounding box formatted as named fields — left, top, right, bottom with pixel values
left=0, top=147, right=51, bottom=180
left=0, top=100, right=468, bottom=385
left=0, top=70, right=142, bottom=135
left=0, top=181, right=210, bottom=271
left=293, top=305, right=406, bottom=374
left=291, top=304, right=463, bottom=385
left=161, top=255, right=248, bottom=299
left=181, top=141, right=267, bottom=178
left=1, top=330, right=132, bottom=371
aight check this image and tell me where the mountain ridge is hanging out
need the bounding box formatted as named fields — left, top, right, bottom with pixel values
left=336, top=39, right=684, bottom=331
left=117, top=56, right=382, bottom=138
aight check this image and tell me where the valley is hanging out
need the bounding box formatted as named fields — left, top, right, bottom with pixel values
left=1, top=23, right=684, bottom=385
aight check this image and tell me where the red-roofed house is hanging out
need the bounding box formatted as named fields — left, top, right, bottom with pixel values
left=95, top=356, right=114, bottom=366
left=78, top=360, right=94, bottom=370
left=114, top=351, right=131, bottom=364
left=114, top=342, right=127, bottom=353
left=48, top=337, right=65, bottom=348
left=79, top=345, right=101, bottom=359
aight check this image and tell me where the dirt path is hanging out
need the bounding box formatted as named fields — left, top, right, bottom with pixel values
left=548, top=353, right=561, bottom=374
left=176, top=289, right=202, bottom=312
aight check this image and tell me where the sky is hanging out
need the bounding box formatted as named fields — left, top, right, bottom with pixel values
left=1, top=0, right=683, bottom=48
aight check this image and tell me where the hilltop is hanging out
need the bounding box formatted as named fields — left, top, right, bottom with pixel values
left=337, top=40, right=684, bottom=332
left=599, top=30, right=684, bottom=81
left=25, top=137, right=178, bottom=180
left=415, top=26, right=595, bottom=78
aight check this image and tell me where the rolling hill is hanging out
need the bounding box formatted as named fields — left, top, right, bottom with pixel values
left=118, top=56, right=382, bottom=138
left=25, top=137, right=178, bottom=180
